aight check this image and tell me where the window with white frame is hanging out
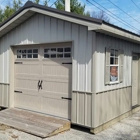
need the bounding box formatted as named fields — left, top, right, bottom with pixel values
left=17, top=49, right=38, bottom=58
left=44, top=47, right=71, bottom=58
left=105, top=48, right=124, bottom=85
left=110, top=49, right=118, bottom=82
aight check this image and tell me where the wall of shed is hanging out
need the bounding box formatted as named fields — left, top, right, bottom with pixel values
left=0, top=83, right=9, bottom=107
left=92, top=33, right=140, bottom=128
left=72, top=91, right=92, bottom=127
left=0, top=13, right=93, bottom=92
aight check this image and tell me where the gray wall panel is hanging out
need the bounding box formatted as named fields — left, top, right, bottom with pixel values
left=93, top=86, right=131, bottom=128
left=95, top=33, right=140, bottom=92
left=0, top=84, right=9, bottom=107
left=57, top=19, right=64, bottom=41
left=0, top=13, right=93, bottom=92
left=92, top=33, right=136, bottom=128
left=86, top=31, right=92, bottom=92
left=71, top=24, right=79, bottom=91
left=72, top=91, right=92, bottom=127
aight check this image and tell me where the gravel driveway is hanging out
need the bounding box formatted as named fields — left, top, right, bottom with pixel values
left=1, top=110, right=140, bottom=140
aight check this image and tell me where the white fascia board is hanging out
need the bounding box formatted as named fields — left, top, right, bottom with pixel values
left=30, top=7, right=101, bottom=30
left=0, top=9, right=29, bottom=32
left=0, top=7, right=101, bottom=35
left=97, top=24, right=140, bottom=43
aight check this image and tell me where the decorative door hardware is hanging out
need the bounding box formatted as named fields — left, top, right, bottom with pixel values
left=15, top=62, right=23, bottom=64
left=62, top=62, right=72, bottom=64
left=38, top=80, right=43, bottom=90
left=61, top=97, right=72, bottom=100
left=14, top=90, right=22, bottom=93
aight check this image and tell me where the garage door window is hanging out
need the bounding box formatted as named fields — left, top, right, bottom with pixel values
left=44, top=47, right=71, bottom=58
left=17, top=49, right=38, bottom=58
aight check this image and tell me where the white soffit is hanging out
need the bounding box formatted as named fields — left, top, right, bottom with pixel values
left=96, top=24, right=140, bottom=44
left=0, top=9, right=29, bottom=32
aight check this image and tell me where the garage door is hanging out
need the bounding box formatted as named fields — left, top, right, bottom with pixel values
left=14, top=43, right=72, bottom=119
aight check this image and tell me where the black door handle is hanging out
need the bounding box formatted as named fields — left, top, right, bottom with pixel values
left=38, top=80, right=40, bottom=90
left=40, top=80, right=43, bottom=89
left=38, top=80, right=43, bottom=90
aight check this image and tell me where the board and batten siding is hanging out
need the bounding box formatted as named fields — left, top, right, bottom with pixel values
left=0, top=14, right=93, bottom=109
left=92, top=33, right=140, bottom=128
left=0, top=83, right=9, bottom=107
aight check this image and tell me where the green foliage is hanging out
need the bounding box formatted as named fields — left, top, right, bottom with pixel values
left=32, top=0, right=48, bottom=6
left=44, top=0, right=48, bottom=6
left=0, top=0, right=49, bottom=23
left=13, top=0, right=22, bottom=12
left=0, top=8, right=4, bottom=23
left=33, top=0, right=40, bottom=4
left=84, top=11, right=90, bottom=17
left=0, top=0, right=22, bottom=23
left=0, top=0, right=91, bottom=24
left=2, top=6, right=14, bottom=22
left=55, top=0, right=90, bottom=16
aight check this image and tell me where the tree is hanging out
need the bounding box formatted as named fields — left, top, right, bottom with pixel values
left=0, top=8, right=4, bottom=23
left=2, top=6, right=15, bottom=22
left=92, top=10, right=110, bottom=23
left=0, top=0, right=90, bottom=24
left=33, top=0, right=40, bottom=4
left=55, top=0, right=90, bottom=16
left=13, top=0, right=22, bottom=12
left=0, top=0, right=48, bottom=23
left=44, top=0, right=48, bottom=6
left=32, top=0, right=48, bottom=6
left=0, top=0, right=22, bottom=23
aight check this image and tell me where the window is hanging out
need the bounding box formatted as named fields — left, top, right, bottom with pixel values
left=105, top=48, right=124, bottom=85
left=44, top=47, right=71, bottom=58
left=110, top=49, right=118, bottom=82
left=17, top=49, right=38, bottom=58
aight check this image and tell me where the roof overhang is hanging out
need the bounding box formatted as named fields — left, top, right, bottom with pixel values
left=0, top=1, right=140, bottom=45
left=94, top=24, right=140, bottom=44
left=0, top=1, right=102, bottom=38
left=0, top=10, right=35, bottom=38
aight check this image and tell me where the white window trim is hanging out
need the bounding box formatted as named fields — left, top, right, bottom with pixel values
left=105, top=48, right=124, bottom=85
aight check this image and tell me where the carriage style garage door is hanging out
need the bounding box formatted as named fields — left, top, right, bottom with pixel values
left=14, top=43, right=72, bottom=119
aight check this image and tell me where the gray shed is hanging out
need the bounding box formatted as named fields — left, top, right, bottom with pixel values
left=0, top=1, right=140, bottom=133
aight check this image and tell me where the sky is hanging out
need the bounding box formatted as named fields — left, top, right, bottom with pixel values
left=0, top=0, right=140, bottom=34
left=83, top=0, right=140, bottom=34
